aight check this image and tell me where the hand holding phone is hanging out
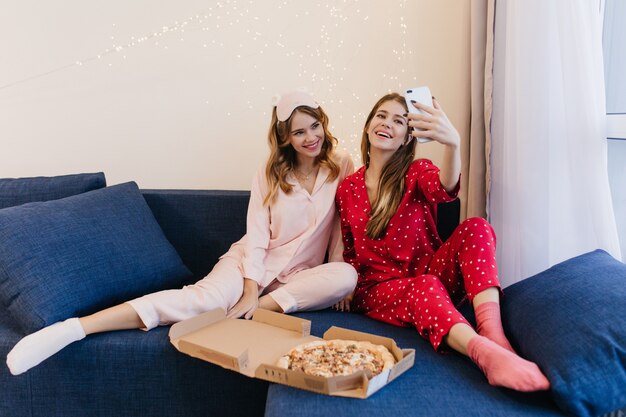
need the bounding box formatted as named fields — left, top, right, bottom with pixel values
left=405, top=86, right=433, bottom=143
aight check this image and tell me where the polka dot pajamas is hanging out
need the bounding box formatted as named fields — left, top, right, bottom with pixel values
left=336, top=160, right=501, bottom=350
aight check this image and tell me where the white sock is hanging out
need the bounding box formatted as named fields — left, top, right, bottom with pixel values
left=6, top=318, right=86, bottom=375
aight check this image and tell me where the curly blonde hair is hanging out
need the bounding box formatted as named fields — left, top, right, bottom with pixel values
left=263, top=105, right=340, bottom=206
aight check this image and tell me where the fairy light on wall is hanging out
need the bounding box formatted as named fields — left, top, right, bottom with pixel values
left=1, top=0, right=416, bottom=166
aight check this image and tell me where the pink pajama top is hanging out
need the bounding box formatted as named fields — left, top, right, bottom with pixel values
left=225, top=150, right=354, bottom=288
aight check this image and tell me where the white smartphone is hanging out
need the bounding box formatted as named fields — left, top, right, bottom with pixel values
left=405, top=86, right=433, bottom=143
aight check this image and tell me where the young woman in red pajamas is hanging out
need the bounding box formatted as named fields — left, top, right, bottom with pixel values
left=334, top=92, right=550, bottom=392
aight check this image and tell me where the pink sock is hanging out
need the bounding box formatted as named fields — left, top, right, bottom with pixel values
left=475, top=302, right=515, bottom=352
left=467, top=335, right=550, bottom=392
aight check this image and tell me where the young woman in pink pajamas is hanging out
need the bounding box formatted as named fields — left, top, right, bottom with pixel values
left=334, top=92, right=550, bottom=392
left=7, top=91, right=357, bottom=376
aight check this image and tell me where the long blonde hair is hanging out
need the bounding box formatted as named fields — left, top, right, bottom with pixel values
left=361, top=93, right=416, bottom=239
left=263, top=105, right=340, bottom=205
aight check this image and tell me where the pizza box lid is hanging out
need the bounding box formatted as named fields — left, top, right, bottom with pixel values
left=169, top=308, right=415, bottom=398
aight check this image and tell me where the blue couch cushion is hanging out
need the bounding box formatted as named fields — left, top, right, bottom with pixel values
left=265, top=310, right=564, bottom=417
left=0, top=172, right=106, bottom=209
left=0, top=310, right=269, bottom=417
left=502, top=249, right=626, bottom=417
left=0, top=182, right=193, bottom=333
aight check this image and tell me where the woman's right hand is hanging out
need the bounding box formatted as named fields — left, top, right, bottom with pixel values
left=408, top=98, right=461, bottom=148
left=227, top=278, right=259, bottom=319
left=332, top=292, right=353, bottom=312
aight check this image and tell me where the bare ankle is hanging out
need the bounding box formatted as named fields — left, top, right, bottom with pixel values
left=258, top=295, right=284, bottom=313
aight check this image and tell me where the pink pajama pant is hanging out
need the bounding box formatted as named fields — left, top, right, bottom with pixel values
left=352, top=217, right=500, bottom=350
left=128, top=255, right=357, bottom=330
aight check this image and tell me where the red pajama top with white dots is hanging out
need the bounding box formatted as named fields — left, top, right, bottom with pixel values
left=336, top=159, right=500, bottom=350
left=336, top=159, right=458, bottom=287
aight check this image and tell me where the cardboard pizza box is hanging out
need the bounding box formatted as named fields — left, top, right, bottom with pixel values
left=169, top=308, right=415, bottom=398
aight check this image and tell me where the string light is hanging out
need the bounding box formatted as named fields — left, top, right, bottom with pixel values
left=2, top=0, right=416, bottom=163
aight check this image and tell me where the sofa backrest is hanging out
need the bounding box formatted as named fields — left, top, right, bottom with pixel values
left=141, top=190, right=460, bottom=282
left=141, top=190, right=249, bottom=283
left=437, top=198, right=461, bottom=242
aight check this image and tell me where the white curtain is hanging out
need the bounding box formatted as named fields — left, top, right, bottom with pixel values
left=490, top=0, right=622, bottom=287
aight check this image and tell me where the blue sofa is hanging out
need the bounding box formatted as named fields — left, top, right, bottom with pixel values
left=1, top=173, right=624, bottom=417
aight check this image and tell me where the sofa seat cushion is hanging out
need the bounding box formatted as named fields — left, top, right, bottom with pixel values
left=502, top=249, right=626, bottom=417
left=0, top=172, right=106, bottom=209
left=0, top=182, right=193, bottom=333
left=0, top=315, right=268, bottom=417
left=265, top=310, right=564, bottom=417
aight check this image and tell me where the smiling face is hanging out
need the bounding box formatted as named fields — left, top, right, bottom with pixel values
left=288, top=110, right=325, bottom=161
left=366, top=99, right=409, bottom=154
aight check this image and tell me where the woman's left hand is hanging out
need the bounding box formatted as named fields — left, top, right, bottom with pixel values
left=332, top=292, right=353, bottom=312
left=227, top=278, right=259, bottom=319
left=407, top=98, right=460, bottom=148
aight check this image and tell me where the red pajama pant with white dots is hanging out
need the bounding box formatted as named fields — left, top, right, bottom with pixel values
left=352, top=218, right=500, bottom=351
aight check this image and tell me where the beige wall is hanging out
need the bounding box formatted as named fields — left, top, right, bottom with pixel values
left=0, top=1, right=469, bottom=190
